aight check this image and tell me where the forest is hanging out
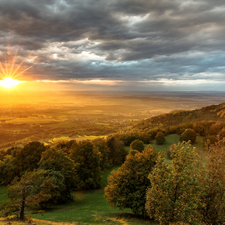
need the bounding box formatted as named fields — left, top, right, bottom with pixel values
left=0, top=98, right=225, bottom=224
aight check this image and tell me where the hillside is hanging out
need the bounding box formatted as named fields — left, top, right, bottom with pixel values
left=131, top=102, right=225, bottom=132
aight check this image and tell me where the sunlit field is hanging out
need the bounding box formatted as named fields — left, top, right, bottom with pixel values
left=0, top=91, right=224, bottom=150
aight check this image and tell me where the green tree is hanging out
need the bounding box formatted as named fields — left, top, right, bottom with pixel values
left=179, top=129, right=196, bottom=144
left=38, top=148, right=78, bottom=202
left=93, top=138, right=110, bottom=170
left=15, top=142, right=46, bottom=175
left=106, top=136, right=127, bottom=165
left=0, top=155, right=19, bottom=185
left=0, top=169, right=58, bottom=220
left=70, top=141, right=101, bottom=189
left=155, top=132, right=166, bottom=145
left=145, top=142, right=203, bottom=225
left=104, top=145, right=157, bottom=217
left=130, top=139, right=145, bottom=152
left=200, top=139, right=225, bottom=225
left=34, top=170, right=67, bottom=208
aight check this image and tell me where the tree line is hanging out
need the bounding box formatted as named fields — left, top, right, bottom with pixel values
left=0, top=136, right=127, bottom=220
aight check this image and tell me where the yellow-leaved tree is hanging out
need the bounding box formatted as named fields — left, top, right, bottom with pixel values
left=200, top=139, right=225, bottom=225
left=145, top=142, right=204, bottom=225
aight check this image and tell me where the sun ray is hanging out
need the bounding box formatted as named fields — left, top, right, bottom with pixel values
left=0, top=62, right=7, bottom=78
left=13, top=62, right=38, bottom=79
left=10, top=59, right=26, bottom=78
left=9, top=51, right=19, bottom=77
left=5, top=55, right=9, bottom=77
left=0, top=44, right=38, bottom=89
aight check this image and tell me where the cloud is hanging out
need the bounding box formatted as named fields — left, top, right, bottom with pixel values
left=0, top=0, right=225, bottom=91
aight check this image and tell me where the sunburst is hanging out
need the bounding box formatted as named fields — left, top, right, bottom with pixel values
left=0, top=46, right=37, bottom=89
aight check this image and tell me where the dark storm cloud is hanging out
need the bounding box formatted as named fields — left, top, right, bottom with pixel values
left=0, top=0, right=225, bottom=89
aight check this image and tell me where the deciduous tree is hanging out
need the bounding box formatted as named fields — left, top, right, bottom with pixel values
left=179, top=129, right=196, bottom=144
left=39, top=148, right=79, bottom=201
left=155, top=132, right=166, bottom=145
left=200, top=139, right=225, bottom=225
left=106, top=136, right=127, bottom=165
left=104, top=145, right=157, bottom=217
left=130, top=139, right=145, bottom=152
left=1, top=169, right=58, bottom=220
left=145, top=142, right=203, bottom=224
left=70, top=141, right=102, bottom=189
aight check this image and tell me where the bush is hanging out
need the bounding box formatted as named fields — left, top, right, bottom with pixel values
left=155, top=132, right=166, bottom=145
left=104, top=145, right=157, bottom=217
left=130, top=139, right=145, bottom=152
left=179, top=129, right=196, bottom=144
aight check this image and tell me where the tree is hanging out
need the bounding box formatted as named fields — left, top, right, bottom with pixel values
left=193, top=122, right=206, bottom=136
left=38, top=148, right=78, bottom=202
left=179, top=129, right=196, bottom=144
left=34, top=170, right=67, bottom=208
left=130, top=139, right=145, bottom=152
left=155, top=132, right=166, bottom=145
left=106, top=136, right=127, bottom=165
left=200, top=139, right=225, bottom=225
left=1, top=169, right=59, bottom=220
left=0, top=155, right=19, bottom=185
left=70, top=141, right=102, bottom=189
left=209, top=122, right=223, bottom=135
left=145, top=142, right=203, bottom=225
left=104, top=145, right=157, bottom=217
left=15, top=142, right=46, bottom=175
left=92, top=138, right=110, bottom=170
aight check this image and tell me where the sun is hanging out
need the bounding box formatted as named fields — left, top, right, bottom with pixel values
left=0, top=77, right=24, bottom=89
left=0, top=45, right=38, bottom=90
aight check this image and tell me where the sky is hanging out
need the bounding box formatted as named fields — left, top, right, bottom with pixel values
left=1, top=0, right=225, bottom=91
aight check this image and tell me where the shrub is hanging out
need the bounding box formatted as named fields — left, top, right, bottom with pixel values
left=130, top=139, right=145, bottom=152
left=179, top=128, right=196, bottom=144
left=155, top=132, right=166, bottom=145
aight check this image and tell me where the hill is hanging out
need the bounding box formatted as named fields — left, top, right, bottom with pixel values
left=131, top=102, right=225, bottom=132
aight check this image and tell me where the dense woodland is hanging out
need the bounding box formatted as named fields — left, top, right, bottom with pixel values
left=1, top=102, right=225, bottom=224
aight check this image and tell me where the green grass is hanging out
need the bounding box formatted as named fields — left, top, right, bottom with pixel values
left=147, top=134, right=180, bottom=164
left=0, top=186, right=8, bottom=203
left=149, top=134, right=205, bottom=164
left=30, top=166, right=156, bottom=225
